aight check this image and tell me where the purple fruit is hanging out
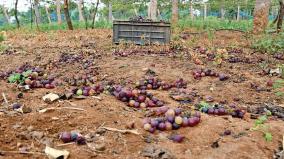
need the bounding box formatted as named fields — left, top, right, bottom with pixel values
left=156, top=101, right=164, bottom=107
left=165, top=122, right=172, bottom=131
left=151, top=97, right=158, bottom=103
left=149, top=127, right=156, bottom=133
left=188, top=117, right=199, bottom=127
left=121, top=97, right=128, bottom=102
left=83, top=89, right=89, bottom=96
left=158, top=122, right=166, bottom=131
left=219, top=74, right=228, bottom=81
left=169, top=134, right=184, bottom=143
left=60, top=132, right=72, bottom=143
left=224, top=130, right=231, bottom=136
left=125, top=90, right=133, bottom=98
left=160, top=106, right=169, bottom=114
left=167, top=116, right=175, bottom=123
left=218, top=108, right=226, bottom=115
left=182, top=117, right=189, bottom=127
left=175, top=108, right=182, bottom=115
left=138, top=95, right=146, bottom=103
left=12, top=103, right=22, bottom=110
left=150, top=119, right=159, bottom=128
left=214, top=109, right=219, bottom=115
left=76, top=135, right=86, bottom=145
left=208, top=108, right=214, bottom=114
left=193, top=117, right=200, bottom=124
left=238, top=111, right=245, bottom=118
left=119, top=91, right=127, bottom=99
left=172, top=123, right=180, bottom=130
left=194, top=112, right=201, bottom=118
left=134, top=102, right=140, bottom=108
left=147, top=100, right=156, bottom=107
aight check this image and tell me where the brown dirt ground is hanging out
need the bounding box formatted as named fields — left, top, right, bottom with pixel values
left=0, top=29, right=283, bottom=159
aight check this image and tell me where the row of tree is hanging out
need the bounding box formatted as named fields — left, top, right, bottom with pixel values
left=0, top=0, right=283, bottom=33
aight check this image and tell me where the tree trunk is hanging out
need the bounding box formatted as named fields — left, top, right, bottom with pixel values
left=172, top=0, right=178, bottom=24
left=45, top=5, right=52, bottom=24
left=78, top=0, right=85, bottom=22
left=56, top=0, right=62, bottom=24
left=277, top=0, right=284, bottom=32
left=91, top=0, right=99, bottom=29
left=149, top=0, right=157, bottom=20
left=1, top=5, right=10, bottom=24
left=220, top=0, right=225, bottom=19
left=190, top=0, right=194, bottom=20
left=237, top=4, right=240, bottom=21
left=253, top=0, right=271, bottom=34
left=34, top=0, right=41, bottom=24
left=108, top=2, right=113, bottom=22
left=204, top=3, right=207, bottom=19
left=15, top=0, right=20, bottom=28
left=63, top=0, right=73, bottom=30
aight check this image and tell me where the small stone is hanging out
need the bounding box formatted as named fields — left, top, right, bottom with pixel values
left=43, top=93, right=60, bottom=103
left=31, top=131, right=44, bottom=140
left=40, top=137, right=53, bottom=146
left=125, top=122, right=135, bottom=129
left=95, top=143, right=106, bottom=151
left=12, top=124, right=21, bottom=129
left=22, top=105, right=32, bottom=113
left=96, top=128, right=106, bottom=135
left=27, top=126, right=34, bottom=132
left=185, top=149, right=192, bottom=156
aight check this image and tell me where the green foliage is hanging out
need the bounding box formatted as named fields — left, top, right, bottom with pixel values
left=0, top=21, right=112, bottom=32
left=178, top=17, right=252, bottom=32
left=0, top=34, right=4, bottom=42
left=253, top=33, right=284, bottom=54
left=197, top=101, right=210, bottom=110
left=250, top=114, right=273, bottom=142
left=8, top=73, right=23, bottom=83
left=273, top=79, right=284, bottom=97
left=8, top=70, right=32, bottom=84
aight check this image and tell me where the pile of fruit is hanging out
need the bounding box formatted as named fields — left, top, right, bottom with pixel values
left=59, top=131, right=86, bottom=145
left=111, top=85, right=164, bottom=108
left=196, top=101, right=245, bottom=119
left=192, top=68, right=229, bottom=81
left=0, top=63, right=56, bottom=89
left=143, top=108, right=201, bottom=133
left=70, top=84, right=105, bottom=97
left=135, top=77, right=187, bottom=90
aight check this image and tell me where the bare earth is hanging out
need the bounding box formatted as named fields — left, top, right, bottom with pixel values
left=0, top=29, right=283, bottom=159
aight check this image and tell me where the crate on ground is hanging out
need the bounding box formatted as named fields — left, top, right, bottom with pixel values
left=113, top=20, right=171, bottom=45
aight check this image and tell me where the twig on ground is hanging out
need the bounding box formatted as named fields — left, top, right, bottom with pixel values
left=101, top=127, right=140, bottom=135
left=2, top=93, right=8, bottom=105
left=0, top=150, right=44, bottom=156
left=39, top=107, right=86, bottom=113
left=56, top=142, right=75, bottom=147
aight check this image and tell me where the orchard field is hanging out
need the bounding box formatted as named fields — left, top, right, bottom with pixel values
left=0, top=0, right=284, bottom=159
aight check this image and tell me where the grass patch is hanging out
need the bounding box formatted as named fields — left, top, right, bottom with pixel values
left=253, top=32, right=284, bottom=54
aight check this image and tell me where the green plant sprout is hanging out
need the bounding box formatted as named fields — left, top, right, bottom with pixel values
left=250, top=110, right=273, bottom=142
